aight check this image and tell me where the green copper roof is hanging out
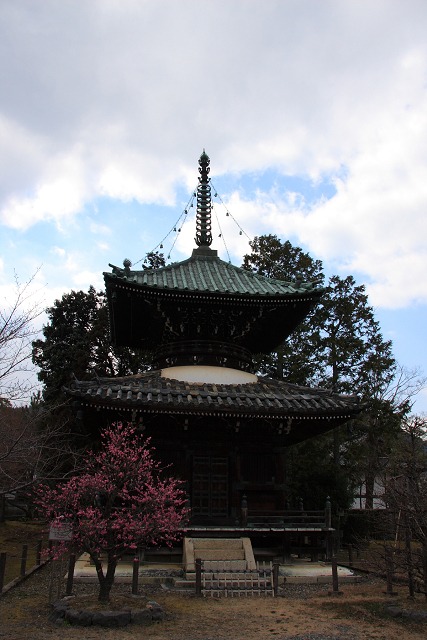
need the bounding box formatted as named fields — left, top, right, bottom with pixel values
left=106, top=247, right=321, bottom=297
left=106, top=152, right=322, bottom=300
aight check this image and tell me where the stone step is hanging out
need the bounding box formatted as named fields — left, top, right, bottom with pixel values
left=193, top=538, right=243, bottom=550
left=194, top=549, right=246, bottom=561
left=203, top=560, right=247, bottom=571
left=174, top=578, right=196, bottom=589
left=184, top=536, right=257, bottom=574
left=202, top=572, right=267, bottom=579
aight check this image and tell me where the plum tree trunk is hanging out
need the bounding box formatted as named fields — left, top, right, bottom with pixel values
left=98, top=575, right=115, bottom=603
left=91, top=552, right=118, bottom=603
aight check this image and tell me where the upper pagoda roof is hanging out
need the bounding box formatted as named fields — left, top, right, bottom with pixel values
left=103, top=152, right=324, bottom=359
left=106, top=151, right=322, bottom=300
left=106, top=246, right=320, bottom=299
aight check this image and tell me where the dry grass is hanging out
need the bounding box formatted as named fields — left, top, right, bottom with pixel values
left=1, top=523, right=426, bottom=640
left=0, top=520, right=48, bottom=585
left=1, top=566, right=427, bottom=640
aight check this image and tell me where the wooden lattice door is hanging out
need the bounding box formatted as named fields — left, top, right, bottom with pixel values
left=192, top=456, right=229, bottom=518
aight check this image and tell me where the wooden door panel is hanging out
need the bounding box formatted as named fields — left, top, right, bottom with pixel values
left=192, top=456, right=228, bottom=517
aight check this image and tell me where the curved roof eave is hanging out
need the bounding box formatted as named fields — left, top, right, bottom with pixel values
left=105, top=254, right=324, bottom=300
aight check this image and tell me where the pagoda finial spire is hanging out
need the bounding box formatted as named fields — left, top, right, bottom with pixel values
left=195, top=150, right=212, bottom=247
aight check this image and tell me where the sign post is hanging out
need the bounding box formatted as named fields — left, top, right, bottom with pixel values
left=48, top=522, right=73, bottom=602
left=49, top=522, right=73, bottom=542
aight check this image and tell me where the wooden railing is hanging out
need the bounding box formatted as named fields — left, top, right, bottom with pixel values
left=247, top=510, right=326, bottom=527
left=241, top=496, right=332, bottom=529
left=0, top=540, right=47, bottom=596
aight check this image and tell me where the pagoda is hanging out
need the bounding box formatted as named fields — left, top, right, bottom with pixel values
left=67, top=151, right=360, bottom=550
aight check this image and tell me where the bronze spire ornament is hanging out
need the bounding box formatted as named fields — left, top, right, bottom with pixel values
left=195, top=150, right=212, bottom=247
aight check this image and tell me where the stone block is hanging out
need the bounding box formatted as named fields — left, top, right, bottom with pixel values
left=49, top=601, right=69, bottom=622
left=65, top=608, right=94, bottom=626
left=404, top=611, right=427, bottom=622
left=131, top=608, right=152, bottom=625
left=147, top=600, right=166, bottom=621
left=151, top=608, right=166, bottom=621
left=91, top=610, right=131, bottom=627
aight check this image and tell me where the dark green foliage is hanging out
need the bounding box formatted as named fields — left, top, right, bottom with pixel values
left=32, top=287, right=147, bottom=404
left=143, top=250, right=166, bottom=270
left=31, top=252, right=167, bottom=451
left=342, top=509, right=395, bottom=543
left=243, top=236, right=397, bottom=399
left=242, top=234, right=324, bottom=282
left=312, top=275, right=402, bottom=507
left=314, top=275, right=396, bottom=396
left=285, top=434, right=356, bottom=511
left=243, top=235, right=325, bottom=384
left=243, top=234, right=403, bottom=510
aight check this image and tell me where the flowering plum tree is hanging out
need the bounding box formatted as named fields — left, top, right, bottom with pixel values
left=36, top=422, right=189, bottom=601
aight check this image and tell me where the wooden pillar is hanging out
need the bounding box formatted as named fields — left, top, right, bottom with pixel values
left=195, top=558, right=202, bottom=596
left=241, top=494, right=248, bottom=527
left=132, top=557, right=140, bottom=595
left=348, top=544, right=354, bottom=568
left=66, top=554, right=76, bottom=596
left=331, top=556, right=339, bottom=592
left=282, top=532, right=291, bottom=563
left=384, top=547, right=398, bottom=596
left=273, top=562, right=280, bottom=596
left=36, top=540, right=43, bottom=566
left=325, top=496, right=332, bottom=528
left=20, top=544, right=28, bottom=577
left=0, top=553, right=6, bottom=593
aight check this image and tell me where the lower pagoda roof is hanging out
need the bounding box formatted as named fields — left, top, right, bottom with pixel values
left=65, top=370, right=361, bottom=444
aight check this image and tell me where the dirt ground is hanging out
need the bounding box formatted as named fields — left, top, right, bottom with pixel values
left=1, top=563, right=426, bottom=640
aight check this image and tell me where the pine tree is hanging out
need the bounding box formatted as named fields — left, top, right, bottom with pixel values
left=242, top=235, right=402, bottom=510
left=32, top=287, right=147, bottom=404
left=33, top=252, right=166, bottom=405
left=242, top=235, right=324, bottom=384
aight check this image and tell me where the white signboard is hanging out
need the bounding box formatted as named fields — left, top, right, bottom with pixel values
left=49, top=522, right=73, bottom=541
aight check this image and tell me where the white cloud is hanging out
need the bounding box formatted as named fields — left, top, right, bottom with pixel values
left=0, top=0, right=427, bottom=310
left=96, top=241, right=110, bottom=252
left=71, top=269, right=104, bottom=289
left=89, top=222, right=111, bottom=236
left=51, top=246, right=66, bottom=258
left=1, top=147, right=88, bottom=229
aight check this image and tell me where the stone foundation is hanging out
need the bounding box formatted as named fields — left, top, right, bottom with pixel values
left=50, top=598, right=166, bottom=627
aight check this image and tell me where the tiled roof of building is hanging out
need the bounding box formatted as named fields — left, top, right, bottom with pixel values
left=66, top=370, right=359, bottom=420
left=106, top=248, right=322, bottom=299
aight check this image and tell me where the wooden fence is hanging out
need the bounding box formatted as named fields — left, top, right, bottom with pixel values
left=0, top=540, right=47, bottom=595
left=195, top=559, right=279, bottom=597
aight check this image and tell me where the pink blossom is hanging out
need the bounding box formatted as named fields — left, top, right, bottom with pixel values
left=35, top=422, right=189, bottom=602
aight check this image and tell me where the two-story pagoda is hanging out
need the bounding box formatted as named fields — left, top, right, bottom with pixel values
left=67, top=152, right=360, bottom=542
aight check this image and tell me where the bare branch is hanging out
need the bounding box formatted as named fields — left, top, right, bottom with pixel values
left=0, top=269, right=45, bottom=403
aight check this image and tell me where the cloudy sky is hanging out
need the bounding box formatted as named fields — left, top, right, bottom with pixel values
left=1, top=0, right=426, bottom=409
